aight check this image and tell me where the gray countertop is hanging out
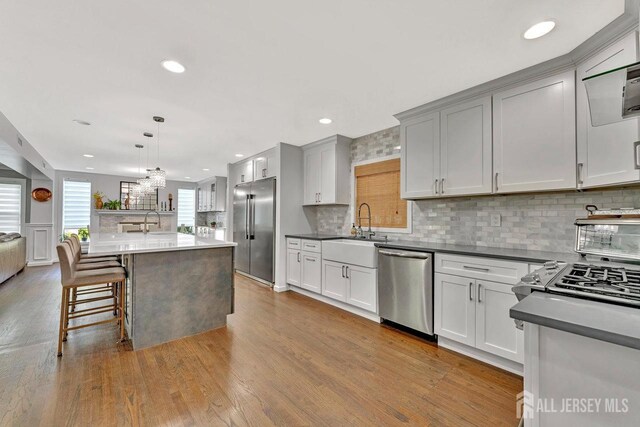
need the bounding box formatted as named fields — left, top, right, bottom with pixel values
left=285, top=234, right=581, bottom=263
left=510, top=292, right=640, bottom=350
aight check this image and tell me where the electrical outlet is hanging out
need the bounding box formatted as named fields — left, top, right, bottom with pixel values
left=491, top=213, right=501, bottom=227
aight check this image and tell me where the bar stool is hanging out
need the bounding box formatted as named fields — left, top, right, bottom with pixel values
left=56, top=243, right=127, bottom=357
left=69, top=234, right=118, bottom=263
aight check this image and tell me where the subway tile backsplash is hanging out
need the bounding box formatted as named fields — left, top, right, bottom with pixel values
left=314, top=125, right=640, bottom=253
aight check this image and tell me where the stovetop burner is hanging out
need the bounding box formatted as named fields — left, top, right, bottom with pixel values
left=550, top=263, right=640, bottom=306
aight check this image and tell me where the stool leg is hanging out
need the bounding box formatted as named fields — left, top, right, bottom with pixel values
left=112, top=282, right=118, bottom=316
left=71, top=288, right=77, bottom=313
left=57, top=287, right=67, bottom=357
left=64, top=288, right=71, bottom=340
left=119, top=281, right=125, bottom=341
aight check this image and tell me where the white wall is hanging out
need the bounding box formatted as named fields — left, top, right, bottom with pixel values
left=29, top=178, right=53, bottom=224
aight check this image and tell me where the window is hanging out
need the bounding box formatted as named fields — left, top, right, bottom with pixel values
left=354, top=157, right=409, bottom=231
left=0, top=182, right=22, bottom=233
left=62, top=180, right=91, bottom=235
left=177, top=188, right=195, bottom=231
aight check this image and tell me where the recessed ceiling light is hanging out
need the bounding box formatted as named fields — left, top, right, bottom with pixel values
left=85, top=167, right=94, bottom=170
left=524, top=20, right=556, bottom=40
left=202, top=168, right=210, bottom=171
left=235, top=154, right=244, bottom=158
left=319, top=118, right=332, bottom=124
left=184, top=176, right=191, bottom=179
left=83, top=154, right=94, bottom=158
left=73, top=119, right=91, bottom=126
left=394, top=145, right=401, bottom=150
left=161, top=60, right=186, bottom=73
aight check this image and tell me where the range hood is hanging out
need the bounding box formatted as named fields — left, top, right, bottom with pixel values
left=583, top=61, right=640, bottom=126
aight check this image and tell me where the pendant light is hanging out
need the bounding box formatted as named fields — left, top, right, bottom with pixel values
left=138, top=134, right=154, bottom=195
left=149, top=116, right=166, bottom=189
left=130, top=144, right=145, bottom=199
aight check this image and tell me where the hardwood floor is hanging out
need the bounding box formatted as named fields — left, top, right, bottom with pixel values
left=0, top=265, right=522, bottom=426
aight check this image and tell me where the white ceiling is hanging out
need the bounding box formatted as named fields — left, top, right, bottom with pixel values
left=0, top=0, right=625, bottom=181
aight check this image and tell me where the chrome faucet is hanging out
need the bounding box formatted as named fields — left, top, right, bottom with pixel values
left=357, top=203, right=375, bottom=239
left=143, top=210, right=161, bottom=234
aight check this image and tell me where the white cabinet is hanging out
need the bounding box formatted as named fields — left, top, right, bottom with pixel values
left=196, top=177, right=227, bottom=212
left=253, top=148, right=277, bottom=181
left=475, top=279, right=524, bottom=363
left=440, top=96, right=493, bottom=196
left=286, top=238, right=322, bottom=293
left=434, top=273, right=476, bottom=347
left=434, top=254, right=524, bottom=364
left=577, top=31, right=640, bottom=188
left=302, top=135, right=351, bottom=205
left=236, top=160, right=253, bottom=185
left=301, top=252, right=321, bottom=293
left=400, top=112, right=440, bottom=198
left=345, top=265, right=377, bottom=312
left=321, top=259, right=347, bottom=301
left=287, top=248, right=301, bottom=287
left=493, top=70, right=576, bottom=193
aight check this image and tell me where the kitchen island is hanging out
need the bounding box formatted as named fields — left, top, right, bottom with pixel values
left=88, top=232, right=236, bottom=350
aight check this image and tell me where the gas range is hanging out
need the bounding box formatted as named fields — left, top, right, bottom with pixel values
left=514, top=260, right=640, bottom=308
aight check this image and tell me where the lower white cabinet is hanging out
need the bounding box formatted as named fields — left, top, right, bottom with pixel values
left=301, top=252, right=321, bottom=293
left=434, top=252, right=525, bottom=364
left=321, top=260, right=377, bottom=312
left=286, top=249, right=301, bottom=287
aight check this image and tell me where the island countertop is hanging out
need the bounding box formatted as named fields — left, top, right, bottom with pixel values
left=87, top=232, right=236, bottom=256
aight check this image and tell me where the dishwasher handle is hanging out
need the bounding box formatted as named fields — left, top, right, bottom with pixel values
left=379, top=249, right=431, bottom=260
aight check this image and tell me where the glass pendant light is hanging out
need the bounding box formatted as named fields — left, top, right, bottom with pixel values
left=149, top=116, right=166, bottom=189
left=138, top=137, right=154, bottom=195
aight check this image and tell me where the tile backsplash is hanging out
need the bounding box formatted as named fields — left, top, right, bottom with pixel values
left=314, top=125, right=640, bottom=253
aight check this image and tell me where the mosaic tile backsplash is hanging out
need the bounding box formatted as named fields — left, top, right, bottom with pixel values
left=314, top=126, right=640, bottom=253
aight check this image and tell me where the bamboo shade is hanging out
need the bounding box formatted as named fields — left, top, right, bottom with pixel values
left=355, top=158, right=407, bottom=228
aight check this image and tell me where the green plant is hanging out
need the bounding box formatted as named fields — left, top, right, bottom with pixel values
left=78, top=227, right=90, bottom=240
left=93, top=191, right=105, bottom=200
left=59, top=232, right=72, bottom=242
left=103, top=199, right=121, bottom=210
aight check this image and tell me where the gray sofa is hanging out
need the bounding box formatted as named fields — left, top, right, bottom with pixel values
left=0, top=236, right=26, bottom=284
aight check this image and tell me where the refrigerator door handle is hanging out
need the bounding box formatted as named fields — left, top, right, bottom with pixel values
left=249, top=194, right=256, bottom=239
left=245, top=194, right=250, bottom=240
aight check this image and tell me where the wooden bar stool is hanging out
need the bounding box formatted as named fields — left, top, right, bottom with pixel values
left=56, top=243, right=127, bottom=357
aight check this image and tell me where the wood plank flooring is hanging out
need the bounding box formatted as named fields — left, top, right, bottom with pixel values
left=0, top=265, right=522, bottom=426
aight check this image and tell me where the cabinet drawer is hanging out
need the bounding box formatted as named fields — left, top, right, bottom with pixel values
left=287, top=238, right=301, bottom=249
left=434, top=253, right=528, bottom=285
left=301, top=239, right=321, bottom=253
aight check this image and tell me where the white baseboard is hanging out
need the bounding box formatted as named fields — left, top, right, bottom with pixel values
left=273, top=284, right=289, bottom=293
left=27, top=260, right=54, bottom=267
left=289, top=286, right=381, bottom=323
left=438, top=336, right=523, bottom=376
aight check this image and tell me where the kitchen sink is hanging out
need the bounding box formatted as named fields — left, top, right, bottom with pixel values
left=322, top=239, right=378, bottom=268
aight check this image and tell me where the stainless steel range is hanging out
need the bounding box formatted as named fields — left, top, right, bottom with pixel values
left=513, top=206, right=640, bottom=318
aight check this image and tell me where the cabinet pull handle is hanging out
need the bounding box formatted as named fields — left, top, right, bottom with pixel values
left=297, top=252, right=301, bottom=263
left=441, top=178, right=445, bottom=194
left=478, top=283, right=482, bottom=302
left=262, top=168, right=266, bottom=178
left=341, top=265, right=345, bottom=278
left=463, top=265, right=490, bottom=272
left=306, top=257, right=315, bottom=262
left=469, top=282, right=473, bottom=301
left=577, top=162, right=584, bottom=185
left=241, top=174, right=245, bottom=183
left=494, top=172, right=499, bottom=192
left=435, top=179, right=439, bottom=194
left=345, top=266, right=350, bottom=279
left=635, top=141, right=640, bottom=170
left=318, top=192, right=321, bottom=203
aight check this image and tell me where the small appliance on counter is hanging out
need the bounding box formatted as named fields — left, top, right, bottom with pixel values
left=513, top=205, right=640, bottom=328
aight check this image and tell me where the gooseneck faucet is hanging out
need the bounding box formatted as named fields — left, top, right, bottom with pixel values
left=143, top=210, right=161, bottom=234
left=357, top=203, right=375, bottom=239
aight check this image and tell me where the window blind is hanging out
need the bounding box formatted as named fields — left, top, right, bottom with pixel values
left=62, top=180, right=91, bottom=232
left=355, top=158, right=407, bottom=229
left=177, top=188, right=195, bottom=228
left=0, top=183, right=22, bottom=233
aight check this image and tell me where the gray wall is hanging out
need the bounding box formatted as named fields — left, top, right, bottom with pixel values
left=313, top=126, right=640, bottom=253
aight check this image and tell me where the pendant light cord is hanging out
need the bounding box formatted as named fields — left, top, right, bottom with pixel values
left=157, top=121, right=161, bottom=165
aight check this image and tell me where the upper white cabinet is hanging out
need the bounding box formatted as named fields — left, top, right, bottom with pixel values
left=400, top=112, right=440, bottom=198
left=400, top=97, right=492, bottom=199
left=253, top=148, right=278, bottom=181
left=440, top=96, right=493, bottom=196
left=303, top=135, right=351, bottom=205
left=577, top=32, right=640, bottom=188
left=197, top=177, right=227, bottom=212
left=234, top=160, right=253, bottom=186
left=493, top=70, right=577, bottom=193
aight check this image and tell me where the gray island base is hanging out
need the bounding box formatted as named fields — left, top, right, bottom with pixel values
left=122, top=246, right=234, bottom=350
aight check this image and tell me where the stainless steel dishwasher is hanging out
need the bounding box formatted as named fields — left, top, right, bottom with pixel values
left=378, top=248, right=434, bottom=336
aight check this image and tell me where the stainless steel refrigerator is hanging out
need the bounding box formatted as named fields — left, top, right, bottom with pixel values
left=232, top=178, right=276, bottom=284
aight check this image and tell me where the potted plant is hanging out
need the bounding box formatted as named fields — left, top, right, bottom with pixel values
left=93, top=191, right=105, bottom=209
left=78, top=227, right=90, bottom=242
